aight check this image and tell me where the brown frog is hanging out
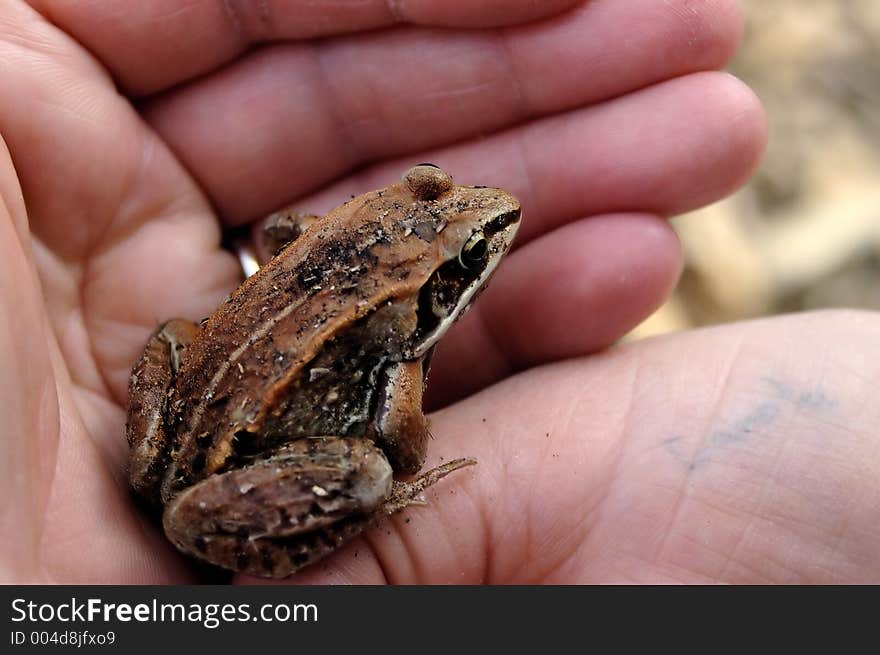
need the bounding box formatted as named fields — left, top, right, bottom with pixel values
left=125, top=164, right=520, bottom=578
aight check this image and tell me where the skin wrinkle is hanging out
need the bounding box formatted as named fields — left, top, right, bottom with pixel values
left=496, top=28, right=531, bottom=119
left=747, top=522, right=814, bottom=584
left=2, top=172, right=115, bottom=433
left=220, top=0, right=249, bottom=43
left=674, top=389, right=811, bottom=581
left=532, top=491, right=601, bottom=583
left=483, top=434, right=519, bottom=580
left=661, top=494, right=744, bottom=580
left=715, top=406, right=803, bottom=582
left=308, top=41, right=366, bottom=171
left=662, top=0, right=702, bottom=49
left=807, top=553, right=852, bottom=585
left=453, top=464, right=491, bottom=583
left=76, top=256, right=118, bottom=401
left=389, top=504, right=436, bottom=583
left=652, top=335, right=746, bottom=565
left=69, top=384, right=126, bottom=476
left=516, top=368, right=596, bottom=581
left=766, top=472, right=861, bottom=548
left=714, top=526, right=779, bottom=584
left=674, top=332, right=746, bottom=473
left=411, top=500, right=463, bottom=583
left=356, top=480, right=470, bottom=585
left=419, top=79, right=501, bottom=118
left=629, top=532, right=717, bottom=583
left=80, top=149, right=232, bottom=404
left=35, top=337, right=74, bottom=584
left=93, top=134, right=197, bottom=261
left=710, top=496, right=761, bottom=583
left=529, top=531, right=586, bottom=583
left=667, top=0, right=740, bottom=55
left=384, top=0, right=406, bottom=24
left=0, top=237, right=55, bottom=581
left=4, top=3, right=100, bottom=75
left=715, top=467, right=837, bottom=583
left=469, top=415, right=515, bottom=583
left=517, top=422, right=541, bottom=581
left=329, top=38, right=396, bottom=160
left=0, top=140, right=28, bottom=241
left=476, top=404, right=550, bottom=578
left=820, top=507, right=853, bottom=582
left=485, top=483, right=521, bottom=582
left=28, top=241, right=95, bottom=382
left=363, top=516, right=408, bottom=584
left=575, top=348, right=642, bottom=566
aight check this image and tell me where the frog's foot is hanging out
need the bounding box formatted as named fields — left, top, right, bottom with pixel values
left=381, top=458, right=477, bottom=515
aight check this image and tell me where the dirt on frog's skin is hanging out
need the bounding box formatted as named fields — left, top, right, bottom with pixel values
left=125, top=165, right=519, bottom=577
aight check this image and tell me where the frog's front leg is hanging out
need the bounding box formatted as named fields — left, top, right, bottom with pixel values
left=162, top=437, right=473, bottom=578
left=373, top=359, right=431, bottom=474
left=261, top=207, right=322, bottom=260
left=126, top=319, right=201, bottom=505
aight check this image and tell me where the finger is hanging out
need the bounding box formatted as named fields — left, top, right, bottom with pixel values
left=30, top=0, right=581, bottom=95
left=257, top=311, right=880, bottom=583
left=0, top=139, right=189, bottom=583
left=143, top=0, right=744, bottom=219
left=425, top=213, right=682, bottom=409
left=284, top=72, right=766, bottom=245
left=0, top=135, right=58, bottom=581
left=0, top=2, right=242, bottom=404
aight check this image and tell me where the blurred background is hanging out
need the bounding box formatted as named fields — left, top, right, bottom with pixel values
left=630, top=0, right=880, bottom=338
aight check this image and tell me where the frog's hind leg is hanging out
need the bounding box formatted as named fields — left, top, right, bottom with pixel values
left=126, top=319, right=200, bottom=505
left=162, top=437, right=474, bottom=578
left=163, top=437, right=391, bottom=577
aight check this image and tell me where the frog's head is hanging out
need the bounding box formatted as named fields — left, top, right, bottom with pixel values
left=403, top=164, right=521, bottom=358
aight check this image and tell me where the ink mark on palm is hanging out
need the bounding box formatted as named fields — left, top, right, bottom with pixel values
left=664, top=377, right=834, bottom=471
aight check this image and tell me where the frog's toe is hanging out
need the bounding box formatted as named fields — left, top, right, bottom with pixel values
left=381, top=457, right=477, bottom=514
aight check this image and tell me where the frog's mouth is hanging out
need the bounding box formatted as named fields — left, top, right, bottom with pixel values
left=409, top=208, right=520, bottom=358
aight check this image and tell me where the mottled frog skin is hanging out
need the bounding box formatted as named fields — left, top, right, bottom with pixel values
left=125, top=165, right=521, bottom=577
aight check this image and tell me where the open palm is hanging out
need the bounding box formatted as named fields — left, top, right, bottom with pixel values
left=11, top=0, right=864, bottom=584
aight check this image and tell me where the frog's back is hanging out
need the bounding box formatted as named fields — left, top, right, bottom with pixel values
left=162, top=188, right=441, bottom=497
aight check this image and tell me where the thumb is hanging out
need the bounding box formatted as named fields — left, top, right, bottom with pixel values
left=0, top=135, right=62, bottom=581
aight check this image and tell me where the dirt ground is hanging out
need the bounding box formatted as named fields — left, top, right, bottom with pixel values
left=631, top=0, right=880, bottom=338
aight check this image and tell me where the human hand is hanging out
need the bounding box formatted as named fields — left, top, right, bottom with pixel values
left=299, top=310, right=880, bottom=583
left=0, top=0, right=764, bottom=583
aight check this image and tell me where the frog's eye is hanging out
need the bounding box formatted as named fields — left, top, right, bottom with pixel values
left=459, top=231, right=488, bottom=269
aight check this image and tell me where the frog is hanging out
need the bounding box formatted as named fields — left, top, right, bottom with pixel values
left=125, top=164, right=521, bottom=578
